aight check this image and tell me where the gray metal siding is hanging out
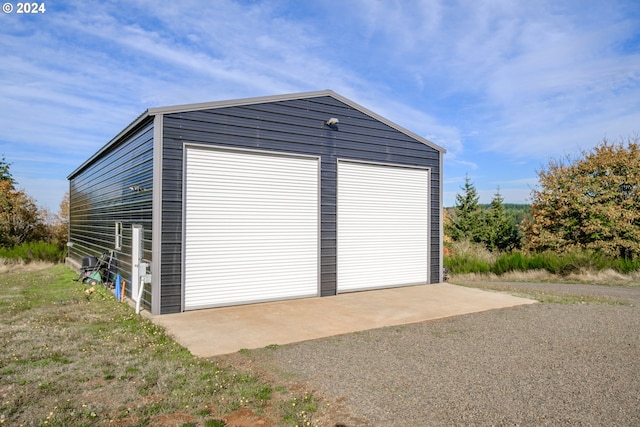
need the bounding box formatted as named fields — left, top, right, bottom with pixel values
left=157, top=140, right=185, bottom=312
left=159, top=96, right=441, bottom=313
left=68, top=120, right=154, bottom=309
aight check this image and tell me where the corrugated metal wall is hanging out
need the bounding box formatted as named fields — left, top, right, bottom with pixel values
left=159, top=95, right=441, bottom=314
left=68, top=120, right=154, bottom=308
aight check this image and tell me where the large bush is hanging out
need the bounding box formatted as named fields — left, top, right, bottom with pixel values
left=524, top=138, right=640, bottom=259
left=0, top=157, right=68, bottom=259
left=0, top=181, right=48, bottom=247
left=0, top=156, right=50, bottom=248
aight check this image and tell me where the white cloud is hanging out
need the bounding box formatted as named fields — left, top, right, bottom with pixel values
left=346, top=1, right=640, bottom=162
left=474, top=5, right=640, bottom=158
left=2, top=0, right=639, bottom=212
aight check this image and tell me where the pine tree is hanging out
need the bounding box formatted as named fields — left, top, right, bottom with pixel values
left=484, top=187, right=518, bottom=251
left=446, top=175, right=484, bottom=243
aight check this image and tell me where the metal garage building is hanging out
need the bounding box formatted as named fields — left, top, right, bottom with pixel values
left=67, top=90, right=446, bottom=315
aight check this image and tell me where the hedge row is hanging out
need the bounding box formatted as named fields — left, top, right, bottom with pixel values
left=0, top=241, right=65, bottom=263
left=445, top=248, right=640, bottom=275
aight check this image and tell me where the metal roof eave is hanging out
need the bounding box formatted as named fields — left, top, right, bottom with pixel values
left=328, top=91, right=446, bottom=154
left=67, top=110, right=153, bottom=179
left=146, top=89, right=334, bottom=116
left=147, top=89, right=446, bottom=153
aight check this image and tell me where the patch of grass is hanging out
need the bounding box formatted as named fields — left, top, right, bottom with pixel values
left=0, top=241, right=64, bottom=263
left=280, top=393, right=319, bottom=426
left=0, top=265, right=319, bottom=426
left=444, top=255, right=492, bottom=274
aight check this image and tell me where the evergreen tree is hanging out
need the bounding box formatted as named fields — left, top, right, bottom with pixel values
left=446, top=175, right=484, bottom=243
left=484, top=187, right=519, bottom=251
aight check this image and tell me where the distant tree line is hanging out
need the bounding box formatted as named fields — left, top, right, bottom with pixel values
left=445, top=176, right=525, bottom=252
left=446, top=137, right=639, bottom=261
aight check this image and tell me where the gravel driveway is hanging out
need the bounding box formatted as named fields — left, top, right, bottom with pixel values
left=225, top=282, right=640, bottom=426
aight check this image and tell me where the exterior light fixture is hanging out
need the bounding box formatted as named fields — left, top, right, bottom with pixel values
left=325, top=117, right=339, bottom=127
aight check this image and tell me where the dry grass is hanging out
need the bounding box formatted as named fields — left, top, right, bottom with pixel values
left=446, top=240, right=497, bottom=263
left=566, top=268, right=640, bottom=285
left=451, top=268, right=640, bottom=287
left=0, top=259, right=54, bottom=274
left=0, top=265, right=323, bottom=426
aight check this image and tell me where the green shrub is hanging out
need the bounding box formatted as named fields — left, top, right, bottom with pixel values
left=528, top=252, right=548, bottom=271
left=493, top=251, right=581, bottom=275
left=446, top=242, right=639, bottom=276
left=610, top=256, right=640, bottom=273
left=492, top=252, right=527, bottom=275
left=528, top=251, right=567, bottom=274
left=0, top=241, right=64, bottom=263
left=444, top=254, right=491, bottom=275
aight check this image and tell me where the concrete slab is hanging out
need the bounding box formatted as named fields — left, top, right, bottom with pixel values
left=149, top=283, right=537, bottom=357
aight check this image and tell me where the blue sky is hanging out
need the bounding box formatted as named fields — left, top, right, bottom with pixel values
left=1, top=0, right=639, bottom=212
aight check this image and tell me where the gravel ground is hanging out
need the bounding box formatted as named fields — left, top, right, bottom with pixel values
left=233, top=282, right=640, bottom=426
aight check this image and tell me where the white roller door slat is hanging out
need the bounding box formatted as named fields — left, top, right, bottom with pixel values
left=184, top=147, right=319, bottom=310
left=337, top=161, right=429, bottom=292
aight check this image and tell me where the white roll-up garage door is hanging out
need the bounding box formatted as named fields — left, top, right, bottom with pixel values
left=184, top=146, right=319, bottom=310
left=337, top=160, right=429, bottom=292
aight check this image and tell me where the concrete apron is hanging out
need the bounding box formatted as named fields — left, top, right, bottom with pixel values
left=149, top=283, right=537, bottom=357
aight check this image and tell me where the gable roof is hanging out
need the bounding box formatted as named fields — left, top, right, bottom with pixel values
left=69, top=90, right=445, bottom=179
left=148, top=90, right=445, bottom=152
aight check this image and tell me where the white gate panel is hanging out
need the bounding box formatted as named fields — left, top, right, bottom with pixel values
left=184, top=147, right=319, bottom=310
left=337, top=161, right=429, bottom=292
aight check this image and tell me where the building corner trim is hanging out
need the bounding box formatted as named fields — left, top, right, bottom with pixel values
left=439, top=151, right=444, bottom=283
left=151, top=114, right=163, bottom=315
